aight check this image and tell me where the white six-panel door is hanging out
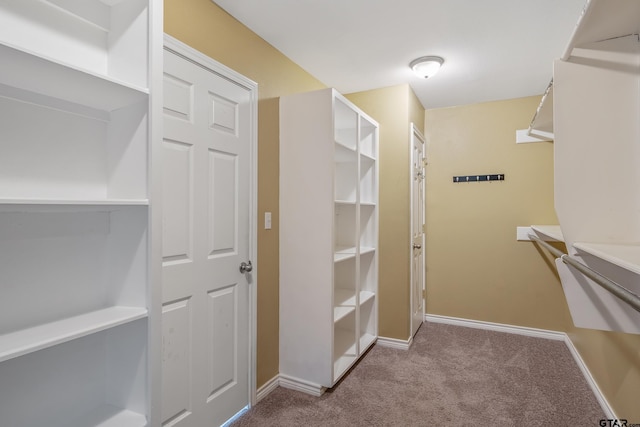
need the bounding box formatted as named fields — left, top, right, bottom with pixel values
left=410, top=124, right=426, bottom=338
left=160, top=37, right=256, bottom=427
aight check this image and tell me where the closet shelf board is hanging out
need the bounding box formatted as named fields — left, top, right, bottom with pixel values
left=0, top=306, right=148, bottom=362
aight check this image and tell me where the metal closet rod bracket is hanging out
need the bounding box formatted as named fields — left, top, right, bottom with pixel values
left=529, top=234, right=640, bottom=314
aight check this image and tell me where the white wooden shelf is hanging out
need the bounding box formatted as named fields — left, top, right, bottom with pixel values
left=360, top=152, right=376, bottom=162
left=360, top=291, right=375, bottom=305
left=561, top=0, right=640, bottom=60
left=334, top=328, right=356, bottom=354
left=531, top=225, right=564, bottom=242
left=335, top=141, right=357, bottom=161
left=360, top=246, right=376, bottom=256
left=334, top=246, right=357, bottom=262
left=333, top=327, right=357, bottom=380
left=0, top=42, right=149, bottom=112
left=335, top=134, right=357, bottom=151
left=573, top=242, right=640, bottom=276
left=56, top=405, right=147, bottom=427
left=359, top=333, right=376, bottom=351
left=530, top=81, right=554, bottom=136
left=333, top=306, right=356, bottom=323
left=0, top=306, right=147, bottom=363
left=519, top=1, right=640, bottom=145
left=0, top=199, right=149, bottom=212
left=518, top=80, right=554, bottom=144
left=38, top=0, right=112, bottom=32
left=335, top=289, right=356, bottom=307
left=333, top=354, right=356, bottom=383
left=335, top=199, right=356, bottom=206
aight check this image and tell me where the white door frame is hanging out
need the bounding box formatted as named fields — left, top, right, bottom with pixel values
left=162, top=33, right=258, bottom=408
left=409, top=122, right=426, bottom=337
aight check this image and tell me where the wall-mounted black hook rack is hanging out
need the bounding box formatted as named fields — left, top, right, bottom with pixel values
left=453, top=174, right=505, bottom=183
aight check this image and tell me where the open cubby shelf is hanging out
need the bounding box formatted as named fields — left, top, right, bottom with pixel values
left=280, top=88, right=378, bottom=389
left=0, top=307, right=147, bottom=363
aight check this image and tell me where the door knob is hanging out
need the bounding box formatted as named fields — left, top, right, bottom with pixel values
left=413, top=244, right=422, bottom=250
left=239, top=260, right=253, bottom=273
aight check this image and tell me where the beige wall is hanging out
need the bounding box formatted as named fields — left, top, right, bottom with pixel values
left=570, top=327, right=640, bottom=420
left=347, top=85, right=425, bottom=340
left=424, top=97, right=573, bottom=330
left=425, top=97, right=640, bottom=420
left=165, top=0, right=326, bottom=387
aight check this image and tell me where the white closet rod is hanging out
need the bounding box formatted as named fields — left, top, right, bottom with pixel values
left=529, top=234, right=640, bottom=313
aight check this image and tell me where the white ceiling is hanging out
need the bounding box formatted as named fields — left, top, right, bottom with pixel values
left=213, top=0, right=587, bottom=109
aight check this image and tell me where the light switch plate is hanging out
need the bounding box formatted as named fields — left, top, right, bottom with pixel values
left=265, top=212, right=272, bottom=230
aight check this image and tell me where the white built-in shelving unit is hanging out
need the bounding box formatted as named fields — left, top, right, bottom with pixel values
left=280, top=88, right=379, bottom=395
left=0, top=0, right=160, bottom=425
left=542, top=0, right=640, bottom=333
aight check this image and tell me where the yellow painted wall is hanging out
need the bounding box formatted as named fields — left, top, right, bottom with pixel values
left=425, top=96, right=640, bottom=420
left=424, top=97, right=573, bottom=330
left=165, top=0, right=326, bottom=388
left=570, top=327, right=640, bottom=420
left=347, top=85, right=425, bottom=340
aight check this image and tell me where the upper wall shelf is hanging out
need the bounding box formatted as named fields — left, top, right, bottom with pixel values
left=529, top=81, right=554, bottom=137
left=561, top=0, right=640, bottom=60
left=516, top=80, right=554, bottom=143
left=518, top=0, right=640, bottom=145
left=531, top=225, right=564, bottom=242
left=517, top=225, right=564, bottom=242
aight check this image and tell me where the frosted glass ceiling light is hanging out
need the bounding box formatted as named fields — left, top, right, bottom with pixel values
left=410, top=56, right=444, bottom=79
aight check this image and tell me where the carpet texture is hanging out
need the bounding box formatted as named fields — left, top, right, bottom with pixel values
left=232, top=322, right=604, bottom=426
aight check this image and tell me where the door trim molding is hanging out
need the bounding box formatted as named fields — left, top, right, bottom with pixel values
left=163, top=33, right=259, bottom=407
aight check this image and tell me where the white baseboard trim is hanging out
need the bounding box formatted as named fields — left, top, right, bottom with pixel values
left=424, top=314, right=616, bottom=419
left=279, top=374, right=325, bottom=397
left=425, top=314, right=566, bottom=341
left=256, top=375, right=280, bottom=403
left=563, top=336, right=616, bottom=419
left=376, top=334, right=413, bottom=350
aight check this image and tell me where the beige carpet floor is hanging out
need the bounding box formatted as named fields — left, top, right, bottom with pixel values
left=231, top=321, right=604, bottom=426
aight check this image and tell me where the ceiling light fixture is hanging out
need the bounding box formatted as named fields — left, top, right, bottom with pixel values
left=410, top=56, right=444, bottom=79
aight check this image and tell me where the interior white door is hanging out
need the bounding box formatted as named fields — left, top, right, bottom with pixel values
left=410, top=124, right=426, bottom=338
left=161, top=42, right=254, bottom=427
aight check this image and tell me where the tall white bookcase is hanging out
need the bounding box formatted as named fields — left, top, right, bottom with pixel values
left=0, top=1, right=160, bottom=425
left=279, top=88, right=379, bottom=395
